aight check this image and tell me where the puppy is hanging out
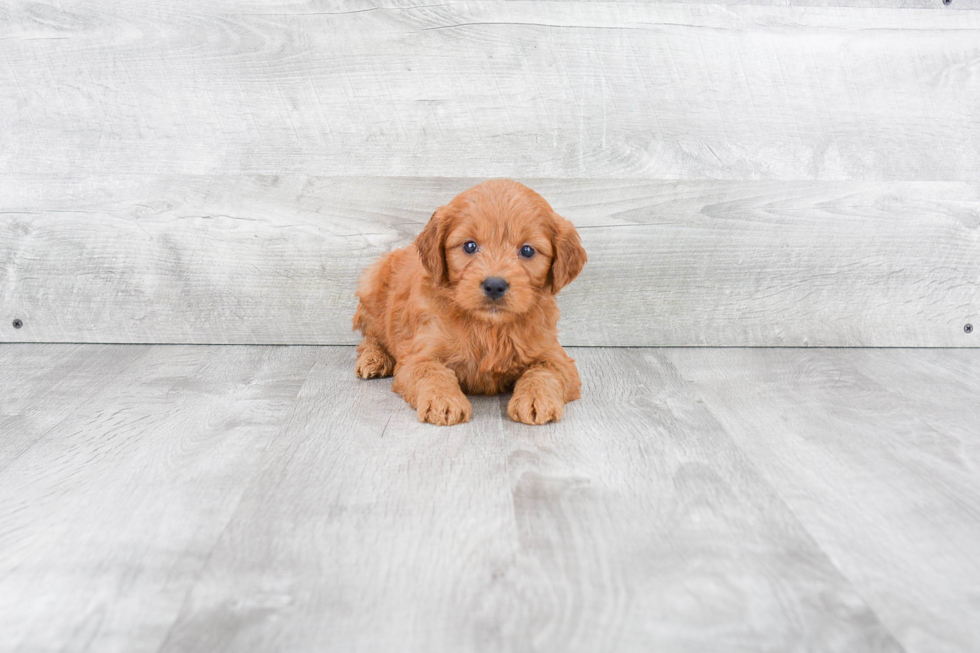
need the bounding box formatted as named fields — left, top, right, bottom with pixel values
left=353, top=179, right=587, bottom=426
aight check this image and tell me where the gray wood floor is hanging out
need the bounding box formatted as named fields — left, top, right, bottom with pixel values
left=1, top=344, right=978, bottom=652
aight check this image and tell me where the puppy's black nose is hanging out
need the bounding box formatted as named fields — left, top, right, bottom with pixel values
left=482, top=277, right=509, bottom=300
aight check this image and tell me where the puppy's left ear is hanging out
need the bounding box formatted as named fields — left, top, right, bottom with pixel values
left=549, top=212, right=587, bottom=294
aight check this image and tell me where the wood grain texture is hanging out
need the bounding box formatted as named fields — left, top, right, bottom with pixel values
left=0, top=343, right=146, bottom=469
left=1, top=1, right=979, bottom=180
left=588, top=0, right=980, bottom=5
left=5, top=344, right=979, bottom=650
left=2, top=175, right=977, bottom=346
left=153, top=346, right=900, bottom=652
left=157, top=347, right=521, bottom=653
left=667, top=347, right=980, bottom=653
left=561, top=0, right=980, bottom=5
left=0, top=344, right=314, bottom=653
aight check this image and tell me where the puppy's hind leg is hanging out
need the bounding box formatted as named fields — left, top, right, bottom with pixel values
left=356, top=337, right=396, bottom=379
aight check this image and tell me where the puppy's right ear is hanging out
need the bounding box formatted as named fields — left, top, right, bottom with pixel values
left=415, top=206, right=451, bottom=284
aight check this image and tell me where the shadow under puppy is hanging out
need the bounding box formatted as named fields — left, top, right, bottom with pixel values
left=353, top=179, right=587, bottom=426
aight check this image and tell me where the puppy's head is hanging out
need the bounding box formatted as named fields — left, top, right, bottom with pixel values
left=415, top=179, right=587, bottom=322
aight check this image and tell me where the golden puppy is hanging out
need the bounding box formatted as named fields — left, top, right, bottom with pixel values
left=353, top=179, right=587, bottom=426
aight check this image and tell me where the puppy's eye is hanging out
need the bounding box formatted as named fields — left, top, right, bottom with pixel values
left=463, top=241, right=478, bottom=254
left=519, top=245, right=535, bottom=258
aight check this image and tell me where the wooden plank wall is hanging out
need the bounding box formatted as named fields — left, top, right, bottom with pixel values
left=1, top=0, right=978, bottom=346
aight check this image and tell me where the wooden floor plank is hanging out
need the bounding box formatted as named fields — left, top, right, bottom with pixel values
left=0, top=344, right=149, bottom=470
left=5, top=345, right=975, bottom=651
left=492, top=348, right=901, bottom=652
left=666, top=348, right=980, bottom=653
left=159, top=347, right=901, bottom=652
left=0, top=345, right=315, bottom=653
left=156, top=347, right=519, bottom=653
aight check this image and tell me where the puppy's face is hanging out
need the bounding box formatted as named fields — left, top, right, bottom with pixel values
left=416, top=180, right=586, bottom=322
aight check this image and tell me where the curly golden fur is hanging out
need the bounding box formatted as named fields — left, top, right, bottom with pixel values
left=353, top=179, right=587, bottom=426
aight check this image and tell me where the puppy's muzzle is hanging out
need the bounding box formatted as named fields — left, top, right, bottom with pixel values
left=481, top=277, right=509, bottom=301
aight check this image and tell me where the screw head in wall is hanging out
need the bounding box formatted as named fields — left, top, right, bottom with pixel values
left=12, top=319, right=23, bottom=329
left=943, top=0, right=952, bottom=5
left=966, top=323, right=974, bottom=334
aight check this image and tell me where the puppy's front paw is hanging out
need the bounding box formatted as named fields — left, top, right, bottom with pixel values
left=356, top=344, right=395, bottom=379
left=418, top=391, right=472, bottom=426
left=507, top=388, right=564, bottom=425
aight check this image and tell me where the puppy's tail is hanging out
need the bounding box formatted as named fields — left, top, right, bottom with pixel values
left=352, top=249, right=397, bottom=336
left=352, top=303, right=367, bottom=333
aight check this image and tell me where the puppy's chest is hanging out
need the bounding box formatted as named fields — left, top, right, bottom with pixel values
left=447, top=329, right=530, bottom=395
